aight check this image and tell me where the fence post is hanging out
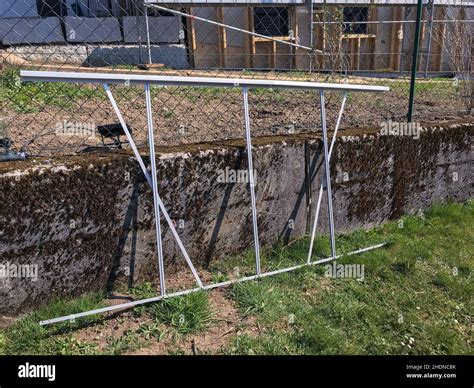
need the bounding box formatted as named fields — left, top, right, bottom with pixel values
left=407, top=0, right=424, bottom=123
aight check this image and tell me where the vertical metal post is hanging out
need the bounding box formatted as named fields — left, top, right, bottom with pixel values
left=242, top=87, right=261, bottom=276
left=407, top=0, right=424, bottom=122
left=319, top=90, right=336, bottom=258
left=145, top=82, right=166, bottom=295
left=308, top=0, right=314, bottom=73
left=144, top=6, right=153, bottom=65
left=307, top=92, right=347, bottom=263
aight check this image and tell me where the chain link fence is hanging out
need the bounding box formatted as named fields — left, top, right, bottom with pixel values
left=0, top=0, right=472, bottom=157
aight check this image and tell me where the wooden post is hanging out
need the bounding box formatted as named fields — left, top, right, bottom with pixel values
left=368, top=5, right=377, bottom=69
left=418, top=6, right=427, bottom=72
left=290, top=6, right=298, bottom=69
left=356, top=37, right=361, bottom=71
left=216, top=7, right=227, bottom=68
left=186, top=7, right=197, bottom=68
left=245, top=7, right=255, bottom=69
left=269, top=41, right=277, bottom=69
left=314, top=8, right=325, bottom=69
left=432, top=6, right=446, bottom=72
left=389, top=6, right=403, bottom=71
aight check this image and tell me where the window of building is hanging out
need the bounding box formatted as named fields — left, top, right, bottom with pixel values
left=343, top=7, right=368, bottom=35
left=36, top=0, right=67, bottom=17
left=254, top=7, right=289, bottom=37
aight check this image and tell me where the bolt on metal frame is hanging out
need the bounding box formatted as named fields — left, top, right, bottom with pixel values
left=20, top=70, right=389, bottom=326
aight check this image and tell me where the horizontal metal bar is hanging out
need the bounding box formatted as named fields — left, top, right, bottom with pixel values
left=145, top=0, right=474, bottom=5
left=39, top=242, right=387, bottom=326
left=145, top=0, right=305, bottom=4
left=313, top=19, right=474, bottom=25
left=20, top=71, right=389, bottom=93
left=146, top=3, right=317, bottom=52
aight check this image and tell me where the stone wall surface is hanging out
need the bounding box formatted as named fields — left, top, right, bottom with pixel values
left=0, top=123, right=472, bottom=315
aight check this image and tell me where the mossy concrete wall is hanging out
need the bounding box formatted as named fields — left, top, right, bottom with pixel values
left=0, top=123, right=472, bottom=315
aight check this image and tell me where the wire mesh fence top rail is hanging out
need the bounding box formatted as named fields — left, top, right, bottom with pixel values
left=20, top=70, right=390, bottom=92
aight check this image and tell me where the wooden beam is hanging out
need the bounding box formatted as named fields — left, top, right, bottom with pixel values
left=350, top=38, right=357, bottom=70
left=216, top=7, right=227, bottom=68
left=314, top=8, right=325, bottom=69
left=432, top=6, right=446, bottom=72
left=289, top=6, right=298, bottom=69
left=389, top=6, right=403, bottom=71
left=370, top=37, right=376, bottom=70
left=186, top=7, right=197, bottom=68
left=245, top=7, right=255, bottom=69
left=244, top=7, right=250, bottom=68
left=269, top=41, right=277, bottom=69
left=368, top=6, right=377, bottom=70
left=418, top=6, right=427, bottom=71
left=356, top=37, right=361, bottom=70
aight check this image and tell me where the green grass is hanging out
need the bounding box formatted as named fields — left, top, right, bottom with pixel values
left=148, top=292, right=213, bottom=336
left=222, top=201, right=473, bottom=355
left=0, top=292, right=105, bottom=355
left=0, top=69, right=107, bottom=113
left=0, top=201, right=471, bottom=355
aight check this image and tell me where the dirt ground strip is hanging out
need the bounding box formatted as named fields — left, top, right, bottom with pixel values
left=68, top=288, right=258, bottom=355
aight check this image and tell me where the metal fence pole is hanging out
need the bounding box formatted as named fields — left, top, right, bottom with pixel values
left=407, top=0, right=424, bottom=122
left=319, top=90, right=336, bottom=258
left=242, top=86, right=261, bottom=276
left=144, top=7, right=153, bottom=65
left=307, top=91, right=347, bottom=263
left=145, top=82, right=166, bottom=295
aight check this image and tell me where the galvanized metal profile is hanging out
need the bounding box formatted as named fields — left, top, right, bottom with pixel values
left=144, top=0, right=474, bottom=5
left=20, top=70, right=390, bottom=327
left=20, top=70, right=390, bottom=93
left=39, top=242, right=388, bottom=326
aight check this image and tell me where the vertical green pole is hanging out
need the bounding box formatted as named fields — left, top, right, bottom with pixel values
left=407, top=0, right=424, bottom=123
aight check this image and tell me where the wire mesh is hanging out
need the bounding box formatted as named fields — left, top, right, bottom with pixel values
left=0, top=0, right=472, bottom=157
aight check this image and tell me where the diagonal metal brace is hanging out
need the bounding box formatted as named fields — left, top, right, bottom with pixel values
left=103, top=83, right=203, bottom=289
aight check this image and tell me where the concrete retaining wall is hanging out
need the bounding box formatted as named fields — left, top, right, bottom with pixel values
left=0, top=123, right=472, bottom=315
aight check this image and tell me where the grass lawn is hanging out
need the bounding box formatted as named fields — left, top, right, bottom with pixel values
left=0, top=200, right=472, bottom=355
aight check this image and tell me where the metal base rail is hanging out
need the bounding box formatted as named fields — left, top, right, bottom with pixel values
left=39, top=242, right=387, bottom=326
left=20, top=70, right=389, bottom=327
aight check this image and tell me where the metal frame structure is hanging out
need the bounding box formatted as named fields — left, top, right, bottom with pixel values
left=20, top=70, right=389, bottom=326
